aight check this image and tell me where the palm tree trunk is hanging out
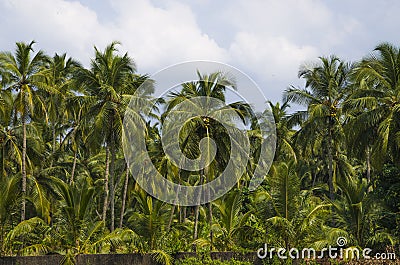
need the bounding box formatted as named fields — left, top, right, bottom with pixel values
left=70, top=150, right=77, bottom=184
left=327, top=131, right=334, bottom=202
left=119, top=163, right=129, bottom=228
left=366, top=147, right=372, bottom=192
left=21, top=114, right=27, bottom=222
left=102, top=146, right=110, bottom=222
left=312, top=170, right=317, bottom=188
left=208, top=196, right=213, bottom=250
left=366, top=147, right=371, bottom=183
left=192, top=204, right=200, bottom=252
left=327, top=128, right=336, bottom=227
left=168, top=205, right=176, bottom=230
left=109, top=134, right=116, bottom=232
left=168, top=170, right=182, bottom=230
left=205, top=127, right=213, bottom=250
left=70, top=115, right=80, bottom=184
left=192, top=172, right=205, bottom=252
left=51, top=123, right=56, bottom=168
left=1, top=144, right=5, bottom=178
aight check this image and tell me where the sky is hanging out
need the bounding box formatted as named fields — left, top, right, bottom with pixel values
left=1, top=0, right=399, bottom=105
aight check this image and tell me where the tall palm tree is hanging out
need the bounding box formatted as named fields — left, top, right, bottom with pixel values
left=61, top=99, right=86, bottom=184
left=344, top=43, right=400, bottom=170
left=42, top=53, right=81, bottom=168
left=0, top=90, right=49, bottom=225
left=0, top=41, right=49, bottom=221
left=75, top=42, right=138, bottom=231
left=164, top=71, right=253, bottom=250
left=284, top=56, right=353, bottom=201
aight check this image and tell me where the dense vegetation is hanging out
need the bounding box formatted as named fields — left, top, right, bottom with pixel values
left=0, top=41, right=399, bottom=264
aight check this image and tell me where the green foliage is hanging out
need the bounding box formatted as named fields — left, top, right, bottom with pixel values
left=253, top=161, right=331, bottom=250
left=0, top=40, right=399, bottom=261
left=372, top=164, right=400, bottom=243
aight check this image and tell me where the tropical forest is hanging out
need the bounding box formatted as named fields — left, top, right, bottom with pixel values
left=0, top=41, right=399, bottom=265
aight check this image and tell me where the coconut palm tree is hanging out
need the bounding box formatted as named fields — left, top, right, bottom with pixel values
left=0, top=41, right=49, bottom=221
left=284, top=56, right=353, bottom=201
left=344, top=43, right=400, bottom=170
left=75, top=42, right=137, bottom=231
left=0, top=91, right=50, bottom=225
left=210, top=190, right=252, bottom=251
left=128, top=188, right=170, bottom=251
left=127, top=187, right=173, bottom=265
left=164, top=71, right=253, bottom=250
left=329, top=177, right=394, bottom=248
left=41, top=53, right=81, bottom=168
left=253, top=160, right=330, bottom=250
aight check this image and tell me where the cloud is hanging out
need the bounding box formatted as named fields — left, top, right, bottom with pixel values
left=107, top=0, right=228, bottom=70
left=0, top=0, right=228, bottom=71
left=0, top=0, right=107, bottom=62
left=1, top=0, right=399, bottom=104
left=229, top=32, right=318, bottom=81
left=216, top=0, right=364, bottom=100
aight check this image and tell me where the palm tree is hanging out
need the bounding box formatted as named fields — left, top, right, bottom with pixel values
left=344, top=43, right=400, bottom=170
left=253, top=160, right=330, bottom=250
left=3, top=216, right=48, bottom=256
left=75, top=42, right=137, bottom=231
left=52, top=176, right=97, bottom=252
left=42, top=53, right=81, bottom=168
left=61, top=99, right=86, bottom=184
left=45, top=176, right=134, bottom=264
left=0, top=41, right=49, bottom=221
left=329, top=177, right=394, bottom=247
left=127, top=187, right=173, bottom=265
left=119, top=74, right=154, bottom=228
left=284, top=56, right=353, bottom=201
left=128, top=188, right=170, bottom=251
left=0, top=91, right=49, bottom=225
left=164, top=71, right=253, bottom=250
left=268, top=100, right=296, bottom=162
left=211, top=190, right=252, bottom=251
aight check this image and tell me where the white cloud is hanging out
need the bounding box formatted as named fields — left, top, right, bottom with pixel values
left=107, top=0, right=228, bottom=70
left=0, top=0, right=108, bottom=63
left=0, top=0, right=228, bottom=71
left=218, top=0, right=364, bottom=99
left=229, top=32, right=318, bottom=82
left=1, top=0, right=399, bottom=104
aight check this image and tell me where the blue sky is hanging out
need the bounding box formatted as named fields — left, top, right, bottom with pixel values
left=1, top=0, right=399, bottom=104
